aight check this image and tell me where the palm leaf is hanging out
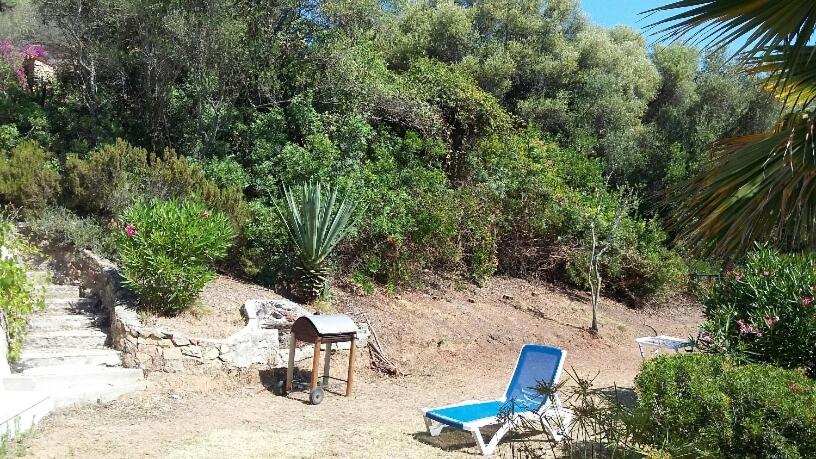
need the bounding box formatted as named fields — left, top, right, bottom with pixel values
left=670, top=111, right=816, bottom=256
left=646, top=1, right=816, bottom=105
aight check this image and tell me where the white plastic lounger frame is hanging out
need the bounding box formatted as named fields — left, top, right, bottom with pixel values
left=421, top=344, right=573, bottom=456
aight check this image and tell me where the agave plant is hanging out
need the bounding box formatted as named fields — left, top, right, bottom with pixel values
left=647, top=1, right=816, bottom=256
left=278, top=182, right=361, bottom=301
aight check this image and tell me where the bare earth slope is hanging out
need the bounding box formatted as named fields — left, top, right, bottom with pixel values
left=9, top=277, right=701, bottom=458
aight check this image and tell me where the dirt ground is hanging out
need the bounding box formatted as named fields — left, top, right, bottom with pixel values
left=144, top=276, right=283, bottom=339
left=7, top=277, right=702, bottom=459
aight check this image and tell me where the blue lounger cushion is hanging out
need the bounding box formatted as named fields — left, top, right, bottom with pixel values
left=425, top=399, right=540, bottom=430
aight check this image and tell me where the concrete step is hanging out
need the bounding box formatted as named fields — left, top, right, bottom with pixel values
left=51, top=380, right=147, bottom=409
left=25, top=329, right=108, bottom=349
left=42, top=297, right=99, bottom=314
left=27, top=313, right=99, bottom=332
left=15, top=348, right=123, bottom=370
left=0, top=390, right=54, bottom=440
left=3, top=366, right=143, bottom=392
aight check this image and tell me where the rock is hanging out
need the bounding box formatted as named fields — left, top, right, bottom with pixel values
left=218, top=343, right=231, bottom=354
left=219, top=352, right=234, bottom=363
left=502, top=294, right=515, bottom=300
left=467, top=298, right=476, bottom=303
left=163, top=347, right=183, bottom=360
left=181, top=345, right=202, bottom=358
left=158, top=339, right=173, bottom=347
left=203, top=347, right=219, bottom=360
left=171, top=335, right=190, bottom=346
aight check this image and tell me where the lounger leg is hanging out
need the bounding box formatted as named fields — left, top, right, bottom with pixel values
left=471, top=428, right=489, bottom=455
left=542, top=396, right=573, bottom=442
left=483, top=422, right=513, bottom=456
left=424, top=417, right=445, bottom=437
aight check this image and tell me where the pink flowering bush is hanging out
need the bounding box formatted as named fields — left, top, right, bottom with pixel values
left=0, top=41, right=48, bottom=91
left=633, top=354, right=816, bottom=456
left=701, top=247, right=816, bottom=375
left=117, top=199, right=234, bottom=314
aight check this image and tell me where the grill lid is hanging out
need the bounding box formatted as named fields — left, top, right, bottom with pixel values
left=297, top=314, right=358, bottom=336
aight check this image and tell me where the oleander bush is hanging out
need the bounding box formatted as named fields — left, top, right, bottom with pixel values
left=700, top=247, right=816, bottom=375
left=0, top=222, right=44, bottom=361
left=632, top=354, right=816, bottom=458
left=117, top=199, right=235, bottom=314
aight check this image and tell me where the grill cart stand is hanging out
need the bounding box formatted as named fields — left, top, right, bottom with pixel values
left=285, top=314, right=358, bottom=404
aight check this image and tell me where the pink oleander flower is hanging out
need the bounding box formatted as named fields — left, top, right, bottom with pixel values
left=802, top=297, right=813, bottom=307
left=764, top=315, right=780, bottom=328
left=737, top=319, right=757, bottom=335
left=698, top=332, right=712, bottom=343
left=762, top=271, right=770, bottom=277
left=125, top=224, right=137, bottom=238
left=200, top=210, right=210, bottom=219
left=734, top=272, right=744, bottom=281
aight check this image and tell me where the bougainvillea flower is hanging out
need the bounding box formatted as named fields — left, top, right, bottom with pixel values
left=125, top=224, right=137, bottom=238
left=737, top=319, right=757, bottom=335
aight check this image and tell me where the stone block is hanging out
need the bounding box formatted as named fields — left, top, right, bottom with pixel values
left=181, top=345, right=202, bottom=358
left=163, top=347, right=183, bottom=360
left=171, top=335, right=191, bottom=346
left=203, top=347, right=219, bottom=360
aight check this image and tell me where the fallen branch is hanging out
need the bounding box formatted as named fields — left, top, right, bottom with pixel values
left=361, top=312, right=403, bottom=376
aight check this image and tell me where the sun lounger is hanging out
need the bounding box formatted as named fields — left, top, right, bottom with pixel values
left=421, top=344, right=572, bottom=455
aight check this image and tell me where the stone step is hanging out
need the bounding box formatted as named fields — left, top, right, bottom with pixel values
left=25, top=329, right=108, bottom=349
left=27, top=314, right=99, bottom=332
left=41, top=297, right=99, bottom=314
left=3, top=366, right=143, bottom=392
left=40, top=284, right=81, bottom=300
left=16, top=348, right=122, bottom=370
left=26, top=270, right=51, bottom=286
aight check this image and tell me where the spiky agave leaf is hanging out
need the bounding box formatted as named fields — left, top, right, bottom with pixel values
left=278, top=182, right=361, bottom=300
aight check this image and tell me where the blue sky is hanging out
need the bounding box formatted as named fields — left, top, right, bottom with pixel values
left=580, top=0, right=671, bottom=33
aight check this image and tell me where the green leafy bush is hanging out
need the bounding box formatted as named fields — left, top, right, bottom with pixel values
left=701, top=247, right=816, bottom=374
left=64, top=140, right=249, bottom=230
left=0, top=140, right=60, bottom=210
left=117, top=199, right=235, bottom=314
left=0, top=222, right=44, bottom=360
left=63, top=139, right=149, bottom=215
left=633, top=354, right=816, bottom=458
left=27, top=207, right=117, bottom=259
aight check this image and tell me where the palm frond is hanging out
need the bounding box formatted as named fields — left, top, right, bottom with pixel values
left=671, top=111, right=816, bottom=256
left=646, top=1, right=816, bottom=104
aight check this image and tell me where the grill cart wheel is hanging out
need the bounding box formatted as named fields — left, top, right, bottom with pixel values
left=275, top=379, right=287, bottom=396
left=309, top=387, right=325, bottom=405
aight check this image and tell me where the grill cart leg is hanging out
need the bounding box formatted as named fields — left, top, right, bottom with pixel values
left=322, top=342, right=332, bottom=386
left=310, top=338, right=322, bottom=391
left=346, top=338, right=356, bottom=396
left=286, top=335, right=297, bottom=392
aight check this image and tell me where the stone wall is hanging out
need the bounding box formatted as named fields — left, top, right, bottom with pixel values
left=74, top=249, right=368, bottom=373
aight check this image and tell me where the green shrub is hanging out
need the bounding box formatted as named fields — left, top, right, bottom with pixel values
left=633, top=354, right=816, bottom=458
left=27, top=207, right=117, bottom=259
left=63, top=139, right=149, bottom=215
left=0, top=222, right=44, bottom=360
left=117, top=199, right=235, bottom=314
left=238, top=200, right=290, bottom=285
left=64, top=140, right=249, bottom=231
left=0, top=140, right=60, bottom=210
left=701, top=247, right=816, bottom=374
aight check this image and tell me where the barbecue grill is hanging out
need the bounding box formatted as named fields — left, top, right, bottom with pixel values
left=284, top=314, right=358, bottom=404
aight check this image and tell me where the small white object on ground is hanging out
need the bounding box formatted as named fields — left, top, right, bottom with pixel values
left=635, top=335, right=693, bottom=360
